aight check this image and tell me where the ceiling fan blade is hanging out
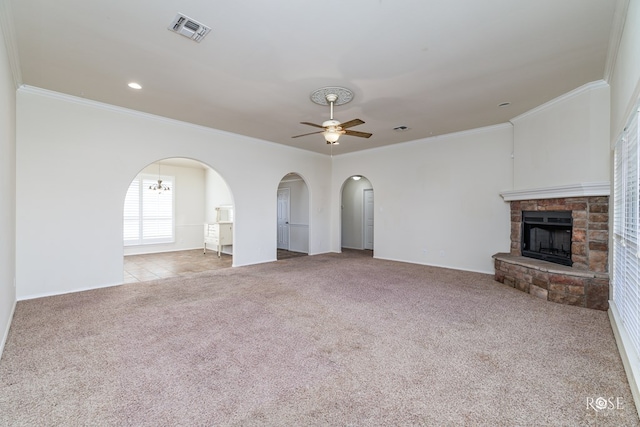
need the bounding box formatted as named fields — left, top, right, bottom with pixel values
left=344, top=129, right=372, bottom=138
left=300, top=121, right=325, bottom=129
left=292, top=130, right=324, bottom=138
left=340, top=119, right=365, bottom=129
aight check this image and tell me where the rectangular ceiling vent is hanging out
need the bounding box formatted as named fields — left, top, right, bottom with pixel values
left=168, top=13, right=210, bottom=43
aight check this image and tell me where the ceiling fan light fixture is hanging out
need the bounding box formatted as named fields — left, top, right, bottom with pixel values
left=323, top=128, right=342, bottom=144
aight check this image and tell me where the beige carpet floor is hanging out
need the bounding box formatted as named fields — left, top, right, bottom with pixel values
left=1, top=251, right=638, bottom=426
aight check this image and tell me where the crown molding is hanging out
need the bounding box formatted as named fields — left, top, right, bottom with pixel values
left=510, top=80, right=609, bottom=123
left=0, top=0, right=23, bottom=88
left=604, top=0, right=630, bottom=83
left=17, top=85, right=328, bottom=157
left=335, top=122, right=513, bottom=158
left=17, top=85, right=228, bottom=132
left=500, top=182, right=610, bottom=202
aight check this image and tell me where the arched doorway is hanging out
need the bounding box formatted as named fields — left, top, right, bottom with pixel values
left=341, top=175, right=374, bottom=255
left=277, top=173, right=309, bottom=260
left=122, top=158, right=234, bottom=283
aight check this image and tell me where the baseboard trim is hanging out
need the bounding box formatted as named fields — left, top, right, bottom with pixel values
left=17, top=281, right=122, bottom=302
left=608, top=301, right=640, bottom=416
left=341, top=245, right=365, bottom=251
left=374, top=256, right=494, bottom=276
left=0, top=299, right=16, bottom=360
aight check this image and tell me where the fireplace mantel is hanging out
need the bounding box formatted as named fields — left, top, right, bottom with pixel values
left=500, top=182, right=610, bottom=202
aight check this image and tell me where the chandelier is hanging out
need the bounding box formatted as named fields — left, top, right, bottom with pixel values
left=149, top=179, right=170, bottom=193
left=149, top=162, right=170, bottom=193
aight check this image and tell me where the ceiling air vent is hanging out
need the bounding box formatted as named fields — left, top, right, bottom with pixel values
left=169, top=13, right=211, bottom=42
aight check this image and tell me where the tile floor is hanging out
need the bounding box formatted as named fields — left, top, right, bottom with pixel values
left=123, top=249, right=308, bottom=283
left=123, top=249, right=233, bottom=283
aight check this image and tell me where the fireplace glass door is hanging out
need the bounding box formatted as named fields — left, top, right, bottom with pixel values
left=521, top=211, right=572, bottom=266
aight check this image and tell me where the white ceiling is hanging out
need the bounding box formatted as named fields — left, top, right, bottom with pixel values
left=7, top=0, right=618, bottom=154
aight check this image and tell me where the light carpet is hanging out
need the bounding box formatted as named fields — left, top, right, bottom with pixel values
left=1, top=251, right=638, bottom=426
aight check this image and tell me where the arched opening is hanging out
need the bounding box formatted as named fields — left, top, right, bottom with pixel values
left=277, top=173, right=309, bottom=260
left=341, top=175, right=374, bottom=256
left=122, top=158, right=234, bottom=282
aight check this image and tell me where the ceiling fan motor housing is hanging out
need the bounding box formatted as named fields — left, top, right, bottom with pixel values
left=322, top=119, right=341, bottom=127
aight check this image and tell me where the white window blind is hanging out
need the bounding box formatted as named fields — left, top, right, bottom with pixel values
left=123, top=174, right=174, bottom=246
left=613, top=102, right=640, bottom=361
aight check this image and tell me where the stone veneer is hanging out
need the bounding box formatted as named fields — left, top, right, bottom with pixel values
left=493, top=196, right=609, bottom=310
left=493, top=253, right=609, bottom=310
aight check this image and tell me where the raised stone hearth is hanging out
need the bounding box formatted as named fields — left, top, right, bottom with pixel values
left=494, top=193, right=609, bottom=310
left=493, top=253, right=609, bottom=310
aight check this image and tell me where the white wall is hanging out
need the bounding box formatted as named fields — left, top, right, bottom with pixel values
left=205, top=167, right=234, bottom=254
left=610, top=0, right=640, bottom=139
left=511, top=81, right=610, bottom=190
left=278, top=175, right=309, bottom=253
left=205, top=168, right=233, bottom=223
left=0, top=2, right=17, bottom=356
left=124, top=162, right=208, bottom=256
left=287, top=179, right=309, bottom=225
left=341, top=177, right=373, bottom=250
left=16, top=87, right=331, bottom=299
left=332, top=124, right=513, bottom=274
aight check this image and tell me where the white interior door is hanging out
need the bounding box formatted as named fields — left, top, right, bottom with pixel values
left=277, top=188, right=290, bottom=250
left=364, top=189, right=374, bottom=250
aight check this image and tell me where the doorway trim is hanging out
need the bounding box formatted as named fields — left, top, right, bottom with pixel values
left=277, top=187, right=290, bottom=250
left=363, top=188, right=374, bottom=250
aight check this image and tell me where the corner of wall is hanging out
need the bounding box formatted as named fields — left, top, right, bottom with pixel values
left=0, top=299, right=15, bottom=358
left=0, top=0, right=17, bottom=364
left=0, top=0, right=22, bottom=88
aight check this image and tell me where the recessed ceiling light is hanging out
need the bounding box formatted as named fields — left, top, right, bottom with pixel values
left=128, top=82, right=142, bottom=90
left=393, top=125, right=410, bottom=132
left=498, top=102, right=511, bottom=107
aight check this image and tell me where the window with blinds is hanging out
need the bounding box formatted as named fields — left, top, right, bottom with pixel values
left=123, top=174, right=174, bottom=246
left=612, top=101, right=640, bottom=362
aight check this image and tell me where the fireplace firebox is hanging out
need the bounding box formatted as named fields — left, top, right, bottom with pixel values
left=521, top=211, right=573, bottom=266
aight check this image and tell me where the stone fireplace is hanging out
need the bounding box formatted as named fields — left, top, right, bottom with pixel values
left=493, top=190, right=609, bottom=310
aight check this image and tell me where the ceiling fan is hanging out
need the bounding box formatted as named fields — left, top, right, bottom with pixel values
left=292, top=87, right=372, bottom=144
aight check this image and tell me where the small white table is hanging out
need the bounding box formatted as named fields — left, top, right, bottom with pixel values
left=204, top=222, right=232, bottom=257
